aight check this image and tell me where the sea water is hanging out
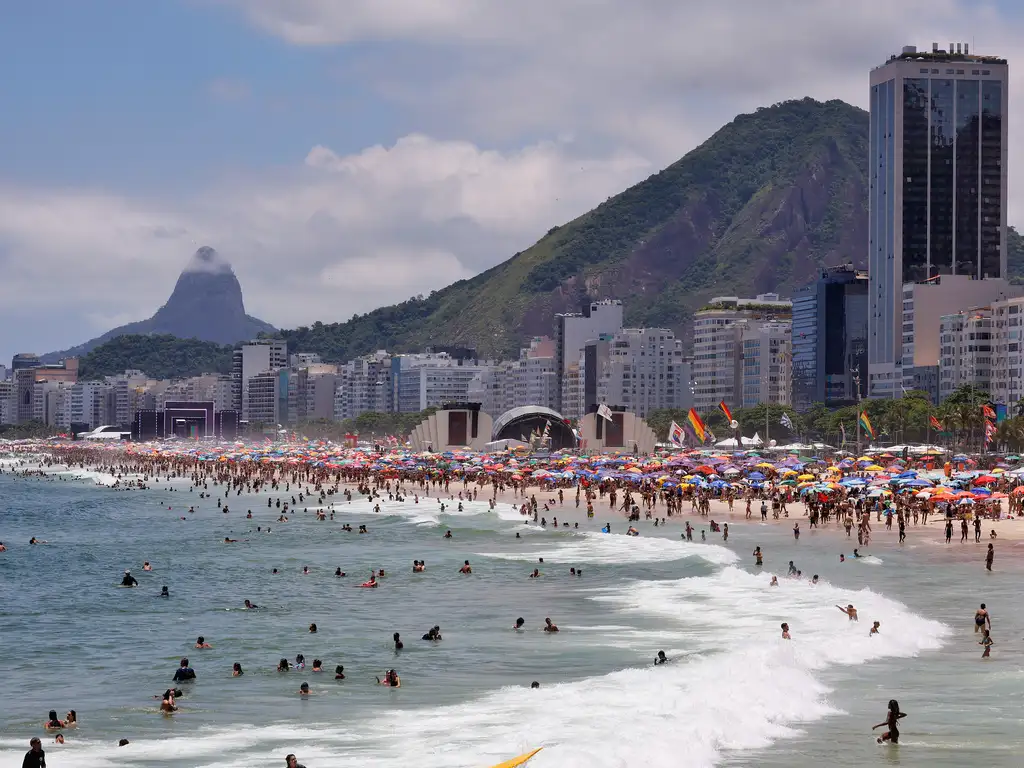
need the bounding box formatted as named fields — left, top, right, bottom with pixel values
left=1, top=469, right=1022, bottom=767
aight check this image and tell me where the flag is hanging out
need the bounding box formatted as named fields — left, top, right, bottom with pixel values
left=719, top=401, right=733, bottom=423
left=686, top=408, right=706, bottom=443
left=984, top=419, right=996, bottom=445
left=706, top=427, right=717, bottom=443
left=839, top=422, right=846, bottom=445
left=929, top=415, right=943, bottom=431
left=982, top=404, right=996, bottom=421
left=597, top=403, right=613, bottom=422
left=543, top=420, right=551, bottom=439
left=859, top=411, right=876, bottom=440
left=668, top=420, right=685, bottom=447
left=780, top=412, right=794, bottom=430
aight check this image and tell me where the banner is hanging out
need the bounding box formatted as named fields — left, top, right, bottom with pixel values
left=719, top=401, right=733, bottom=423
left=668, top=420, right=685, bottom=447
left=859, top=411, right=876, bottom=440
left=686, top=408, right=706, bottom=443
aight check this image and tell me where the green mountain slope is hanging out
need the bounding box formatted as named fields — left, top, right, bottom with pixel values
left=277, top=98, right=871, bottom=360
left=78, top=335, right=234, bottom=380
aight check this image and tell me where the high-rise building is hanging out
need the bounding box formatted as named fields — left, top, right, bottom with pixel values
left=740, top=322, right=793, bottom=408
left=791, top=264, right=869, bottom=411
left=691, top=294, right=792, bottom=411
left=233, top=339, right=287, bottom=418
left=390, top=353, right=494, bottom=413
left=553, top=300, right=623, bottom=412
left=987, top=296, right=1024, bottom=406
left=938, top=306, right=993, bottom=401
left=868, top=43, right=1009, bottom=397
left=591, top=328, right=687, bottom=418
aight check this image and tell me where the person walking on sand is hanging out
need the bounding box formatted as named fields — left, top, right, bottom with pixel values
left=986, top=543, right=994, bottom=571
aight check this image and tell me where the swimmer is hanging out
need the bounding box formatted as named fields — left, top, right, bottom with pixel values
left=361, top=575, right=378, bottom=587
left=974, top=604, right=990, bottom=633
left=335, top=665, right=346, bottom=679
left=839, top=553, right=845, bottom=562
left=654, top=650, right=669, bottom=665
left=278, top=658, right=290, bottom=672
left=459, top=560, right=472, bottom=574
left=377, top=669, right=401, bottom=687
left=309, top=623, right=317, bottom=634
left=120, top=570, right=138, bottom=587
left=243, top=599, right=258, bottom=609
left=160, top=691, right=177, bottom=713
left=514, top=617, right=526, bottom=631
left=444, top=530, right=453, bottom=538
left=543, top=617, right=559, bottom=633
left=872, top=699, right=906, bottom=744
left=223, top=536, right=237, bottom=543
left=394, top=632, right=404, bottom=650
left=143, top=561, right=152, bottom=571
left=160, top=586, right=169, bottom=598
left=412, top=560, right=425, bottom=572
left=312, top=658, right=323, bottom=672
left=752, top=547, right=763, bottom=566
left=64, top=710, right=77, bottom=727
left=837, top=604, right=858, bottom=621
left=870, top=621, right=881, bottom=635
left=172, top=658, right=196, bottom=682
left=810, top=575, right=819, bottom=584
left=44, top=710, right=65, bottom=729
left=299, top=682, right=311, bottom=695
left=294, top=654, right=305, bottom=669
left=195, top=636, right=213, bottom=649
left=232, top=663, right=244, bottom=676
left=980, top=628, right=994, bottom=658
left=530, top=568, right=541, bottom=578
left=531, top=681, right=540, bottom=689
left=54, top=734, right=64, bottom=744
left=781, top=622, right=791, bottom=639
left=769, top=576, right=779, bottom=586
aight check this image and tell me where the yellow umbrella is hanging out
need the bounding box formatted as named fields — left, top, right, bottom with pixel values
left=864, top=465, right=885, bottom=471
left=489, top=748, right=544, bottom=768
left=797, top=474, right=815, bottom=481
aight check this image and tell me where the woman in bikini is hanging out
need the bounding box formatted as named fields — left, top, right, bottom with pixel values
left=872, top=699, right=907, bottom=744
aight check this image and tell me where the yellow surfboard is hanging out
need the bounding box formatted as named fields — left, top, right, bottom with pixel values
left=488, top=747, right=543, bottom=768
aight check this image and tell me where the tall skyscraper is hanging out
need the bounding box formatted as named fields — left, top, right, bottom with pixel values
left=553, top=300, right=623, bottom=412
left=868, top=42, right=1009, bottom=397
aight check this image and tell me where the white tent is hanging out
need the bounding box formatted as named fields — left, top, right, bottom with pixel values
left=714, top=432, right=763, bottom=448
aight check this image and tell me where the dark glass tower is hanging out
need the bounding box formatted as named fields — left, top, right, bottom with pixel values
left=867, top=43, right=1008, bottom=398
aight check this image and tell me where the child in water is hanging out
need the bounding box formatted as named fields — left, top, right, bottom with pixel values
left=872, top=699, right=907, bottom=743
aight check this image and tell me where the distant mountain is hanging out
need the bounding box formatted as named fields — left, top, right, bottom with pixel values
left=41, top=246, right=275, bottom=363
left=276, top=98, right=872, bottom=360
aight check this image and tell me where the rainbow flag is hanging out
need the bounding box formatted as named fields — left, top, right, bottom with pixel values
left=929, top=415, right=943, bottom=431
left=859, top=411, right=876, bottom=440
left=687, top=408, right=706, bottom=443
left=719, top=401, right=733, bottom=423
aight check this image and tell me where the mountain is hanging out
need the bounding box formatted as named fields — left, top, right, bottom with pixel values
left=42, top=246, right=275, bottom=362
left=77, top=335, right=234, bottom=380
left=277, top=98, right=872, bottom=360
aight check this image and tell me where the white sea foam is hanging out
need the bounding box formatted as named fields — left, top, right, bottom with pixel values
left=0, top=560, right=950, bottom=768
left=479, top=530, right=740, bottom=566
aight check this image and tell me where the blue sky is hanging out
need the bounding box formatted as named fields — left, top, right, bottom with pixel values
left=0, top=0, right=1022, bottom=364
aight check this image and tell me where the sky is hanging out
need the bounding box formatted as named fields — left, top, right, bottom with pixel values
left=2, top=0, right=1024, bottom=364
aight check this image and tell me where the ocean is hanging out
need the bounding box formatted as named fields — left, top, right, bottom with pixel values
left=1, top=465, right=1022, bottom=767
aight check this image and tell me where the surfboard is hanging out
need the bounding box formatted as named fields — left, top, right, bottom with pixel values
left=489, top=747, right=543, bottom=768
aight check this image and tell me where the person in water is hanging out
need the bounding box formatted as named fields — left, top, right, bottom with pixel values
left=308, top=623, right=317, bottom=634
left=459, top=560, right=472, bottom=574
left=121, top=570, right=138, bottom=587
left=377, top=669, right=401, bottom=687
left=54, top=734, right=64, bottom=745
left=312, top=659, right=323, bottom=672
left=298, top=682, right=311, bottom=695
left=172, top=658, right=196, bottom=682
left=654, top=650, right=668, bottom=665
left=195, top=636, right=212, bottom=649
left=872, top=699, right=907, bottom=743
left=23, top=737, right=45, bottom=768
left=980, top=628, right=994, bottom=658
left=232, top=663, right=244, bottom=676
left=870, top=621, right=881, bottom=635
left=514, top=617, right=526, bottom=631
left=294, top=654, right=305, bottom=669
left=543, top=617, right=559, bottom=633
left=160, top=690, right=177, bottom=713
left=752, top=547, right=763, bottom=566
left=769, top=576, right=779, bottom=586
left=278, top=658, right=290, bottom=672
left=244, top=599, right=258, bottom=609
left=44, top=710, right=65, bottom=729
left=160, top=586, right=169, bottom=598
left=837, top=604, right=858, bottom=621
left=975, top=604, right=991, bottom=633
left=335, top=567, right=346, bottom=577
left=394, top=632, right=404, bottom=650
left=334, top=665, right=345, bottom=679
left=143, top=561, right=152, bottom=571
left=286, top=754, right=307, bottom=768
left=529, top=568, right=540, bottom=578
left=781, top=622, right=791, bottom=639
left=64, top=710, right=77, bottom=727
left=362, top=575, right=378, bottom=587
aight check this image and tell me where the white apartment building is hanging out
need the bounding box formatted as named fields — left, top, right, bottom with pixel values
left=561, top=359, right=585, bottom=422
left=987, top=297, right=1024, bottom=405
left=334, top=352, right=391, bottom=421
left=233, top=340, right=287, bottom=415
left=554, top=300, right=623, bottom=412
left=692, top=294, right=792, bottom=411
left=68, top=381, right=112, bottom=429
left=740, top=322, right=793, bottom=407
left=391, top=353, right=494, bottom=413
left=593, top=328, right=687, bottom=419
left=938, top=308, right=993, bottom=401
left=0, top=381, right=14, bottom=424
left=467, top=365, right=512, bottom=419
left=246, top=370, right=286, bottom=425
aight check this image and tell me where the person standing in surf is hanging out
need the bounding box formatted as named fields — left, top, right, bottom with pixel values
left=979, top=628, right=994, bottom=658
left=872, top=699, right=906, bottom=744
left=986, top=543, right=994, bottom=571
left=975, top=604, right=991, bottom=633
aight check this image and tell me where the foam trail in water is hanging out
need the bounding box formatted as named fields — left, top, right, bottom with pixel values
left=480, top=530, right=739, bottom=566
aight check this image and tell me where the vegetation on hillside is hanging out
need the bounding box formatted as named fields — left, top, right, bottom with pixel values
left=295, top=409, right=438, bottom=441
left=78, top=335, right=234, bottom=380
